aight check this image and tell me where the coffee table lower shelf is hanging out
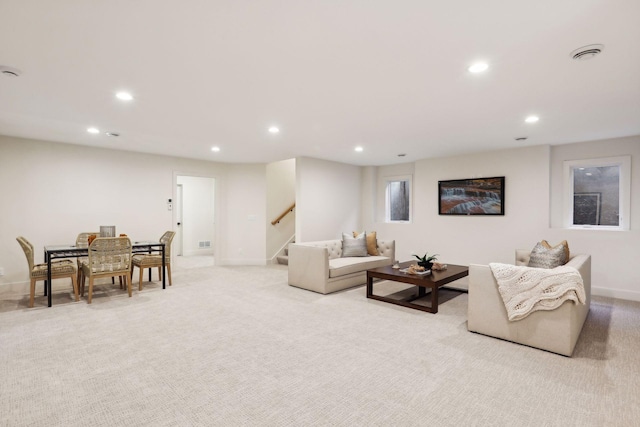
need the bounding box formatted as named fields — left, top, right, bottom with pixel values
left=366, top=262, right=469, bottom=314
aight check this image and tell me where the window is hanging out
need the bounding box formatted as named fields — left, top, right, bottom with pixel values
left=564, top=156, right=631, bottom=230
left=385, top=176, right=412, bottom=222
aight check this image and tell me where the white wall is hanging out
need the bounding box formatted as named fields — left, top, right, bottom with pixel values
left=266, top=159, right=295, bottom=260
left=4, top=133, right=637, bottom=301
left=362, top=139, right=640, bottom=301
left=222, top=164, right=267, bottom=265
left=176, top=175, right=215, bottom=256
left=0, top=135, right=267, bottom=290
left=295, top=157, right=362, bottom=242
left=548, top=135, right=640, bottom=301
left=365, top=145, right=551, bottom=265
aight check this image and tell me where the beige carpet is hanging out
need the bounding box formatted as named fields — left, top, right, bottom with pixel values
left=1, top=264, right=639, bottom=426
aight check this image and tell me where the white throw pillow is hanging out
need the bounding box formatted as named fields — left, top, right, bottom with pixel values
left=528, top=242, right=565, bottom=269
left=342, top=232, right=368, bottom=257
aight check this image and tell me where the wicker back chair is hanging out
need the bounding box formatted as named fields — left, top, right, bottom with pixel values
left=80, top=237, right=132, bottom=303
left=131, top=231, right=175, bottom=290
left=75, top=231, right=99, bottom=282
left=16, top=236, right=78, bottom=307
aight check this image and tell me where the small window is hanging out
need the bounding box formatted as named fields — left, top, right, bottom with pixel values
left=385, top=176, right=411, bottom=222
left=564, top=156, right=631, bottom=230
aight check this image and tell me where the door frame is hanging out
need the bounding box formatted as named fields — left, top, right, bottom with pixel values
left=173, top=172, right=218, bottom=265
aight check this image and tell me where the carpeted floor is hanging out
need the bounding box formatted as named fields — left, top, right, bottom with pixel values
left=1, top=263, right=639, bottom=426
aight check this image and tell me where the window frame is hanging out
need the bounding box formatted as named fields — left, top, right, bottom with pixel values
left=563, top=156, right=631, bottom=230
left=384, top=175, right=413, bottom=223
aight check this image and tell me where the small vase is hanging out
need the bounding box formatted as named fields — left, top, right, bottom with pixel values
left=418, top=261, right=433, bottom=270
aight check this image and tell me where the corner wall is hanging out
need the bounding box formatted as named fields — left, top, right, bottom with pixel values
left=295, top=157, right=362, bottom=242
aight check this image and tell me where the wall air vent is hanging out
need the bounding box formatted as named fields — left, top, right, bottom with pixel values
left=570, top=44, right=604, bottom=61
left=198, top=240, right=211, bottom=248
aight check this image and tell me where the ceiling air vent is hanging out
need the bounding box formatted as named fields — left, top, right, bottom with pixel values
left=570, top=44, right=604, bottom=61
left=0, top=65, right=23, bottom=77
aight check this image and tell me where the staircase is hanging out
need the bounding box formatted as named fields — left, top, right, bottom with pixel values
left=276, top=244, right=290, bottom=265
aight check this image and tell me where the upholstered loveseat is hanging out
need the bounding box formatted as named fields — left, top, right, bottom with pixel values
left=288, top=239, right=395, bottom=294
left=467, top=249, right=591, bottom=356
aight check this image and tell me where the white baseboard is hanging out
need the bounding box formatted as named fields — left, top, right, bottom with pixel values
left=0, top=280, right=29, bottom=295
left=592, top=286, right=640, bottom=302
left=219, top=258, right=267, bottom=266
left=182, top=249, right=214, bottom=257
left=0, top=279, right=73, bottom=296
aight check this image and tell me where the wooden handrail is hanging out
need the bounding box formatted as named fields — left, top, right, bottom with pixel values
left=271, top=203, right=295, bottom=225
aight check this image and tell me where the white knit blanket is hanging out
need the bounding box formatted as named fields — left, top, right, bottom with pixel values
left=489, top=263, right=586, bottom=321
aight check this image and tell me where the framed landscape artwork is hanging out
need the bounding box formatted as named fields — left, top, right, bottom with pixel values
left=438, top=177, right=505, bottom=215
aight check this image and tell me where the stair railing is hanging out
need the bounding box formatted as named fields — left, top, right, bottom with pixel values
left=271, top=203, right=295, bottom=225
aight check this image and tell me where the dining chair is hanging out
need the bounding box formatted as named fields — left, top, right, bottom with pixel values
left=16, top=236, right=79, bottom=308
left=80, top=236, right=133, bottom=303
left=131, top=231, right=175, bottom=290
left=75, top=231, right=99, bottom=284
left=77, top=232, right=126, bottom=289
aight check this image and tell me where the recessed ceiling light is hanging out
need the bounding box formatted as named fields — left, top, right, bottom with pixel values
left=268, top=126, right=280, bottom=134
left=398, top=153, right=406, bottom=157
left=105, top=132, right=120, bottom=137
left=585, top=172, right=593, bottom=176
left=525, top=116, right=539, bottom=123
left=515, top=137, right=528, bottom=141
left=87, top=127, right=100, bottom=134
left=116, top=91, right=133, bottom=101
left=355, top=146, right=364, bottom=152
left=211, top=146, right=220, bottom=152
left=468, top=62, right=489, bottom=73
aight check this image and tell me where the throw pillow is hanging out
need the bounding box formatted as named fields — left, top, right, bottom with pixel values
left=541, top=240, right=570, bottom=264
left=528, top=242, right=565, bottom=269
left=342, top=232, right=368, bottom=257
left=353, top=231, right=379, bottom=256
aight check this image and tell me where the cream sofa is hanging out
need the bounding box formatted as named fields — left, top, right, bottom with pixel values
left=288, top=239, right=395, bottom=294
left=468, top=250, right=591, bottom=356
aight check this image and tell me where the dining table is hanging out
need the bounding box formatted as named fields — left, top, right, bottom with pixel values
left=43, top=241, right=166, bottom=307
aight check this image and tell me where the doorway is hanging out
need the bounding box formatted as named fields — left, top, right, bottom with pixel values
left=175, top=175, right=216, bottom=268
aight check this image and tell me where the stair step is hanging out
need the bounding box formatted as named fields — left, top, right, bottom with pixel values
left=277, top=255, right=289, bottom=265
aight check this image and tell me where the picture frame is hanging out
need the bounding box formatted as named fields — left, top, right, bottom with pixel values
left=438, top=176, right=505, bottom=215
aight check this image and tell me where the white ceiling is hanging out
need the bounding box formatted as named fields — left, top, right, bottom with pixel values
left=1, top=0, right=639, bottom=166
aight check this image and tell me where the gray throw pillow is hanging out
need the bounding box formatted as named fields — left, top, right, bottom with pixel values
left=528, top=242, right=565, bottom=269
left=342, top=232, right=368, bottom=257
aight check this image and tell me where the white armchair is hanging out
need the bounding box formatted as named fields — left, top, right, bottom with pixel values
left=467, top=250, right=591, bottom=356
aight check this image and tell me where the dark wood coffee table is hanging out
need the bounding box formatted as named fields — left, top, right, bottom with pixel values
left=366, top=261, right=469, bottom=313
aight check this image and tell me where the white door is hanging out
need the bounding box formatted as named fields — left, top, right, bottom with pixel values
left=176, top=184, right=183, bottom=256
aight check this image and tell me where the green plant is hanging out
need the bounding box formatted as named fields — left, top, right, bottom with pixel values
left=413, top=252, right=438, bottom=264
